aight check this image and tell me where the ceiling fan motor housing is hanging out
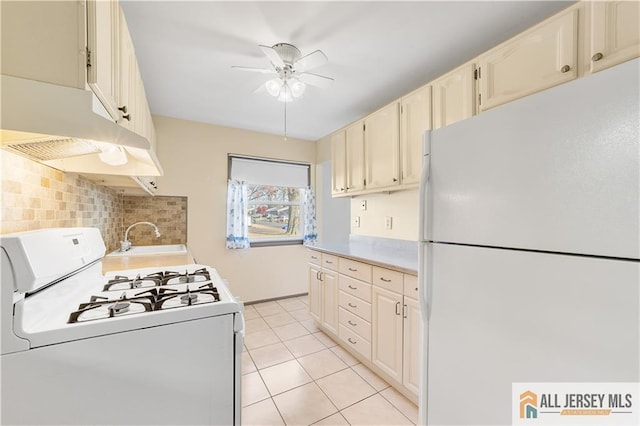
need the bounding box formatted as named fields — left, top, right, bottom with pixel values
left=272, top=43, right=301, bottom=65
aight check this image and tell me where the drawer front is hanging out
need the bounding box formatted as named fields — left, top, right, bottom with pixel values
left=308, top=250, right=321, bottom=266
left=339, top=307, right=371, bottom=340
left=338, top=290, right=371, bottom=322
left=338, top=324, right=371, bottom=361
left=322, top=253, right=339, bottom=271
left=339, top=258, right=372, bottom=283
left=338, top=275, right=372, bottom=303
left=403, top=274, right=419, bottom=300
left=373, top=266, right=403, bottom=293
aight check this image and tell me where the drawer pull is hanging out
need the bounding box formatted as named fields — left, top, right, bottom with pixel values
left=380, top=277, right=392, bottom=283
left=325, top=260, right=333, bottom=264
left=348, top=302, right=357, bottom=308
left=347, top=338, right=357, bottom=345
left=311, top=256, right=318, bottom=260
left=348, top=285, right=358, bottom=290
left=348, top=267, right=358, bottom=272
left=395, top=301, right=401, bottom=315
left=348, top=320, right=357, bottom=326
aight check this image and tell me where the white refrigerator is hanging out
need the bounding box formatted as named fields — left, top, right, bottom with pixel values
left=418, top=58, right=639, bottom=425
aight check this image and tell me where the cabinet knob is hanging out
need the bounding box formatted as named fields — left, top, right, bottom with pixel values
left=560, top=65, right=571, bottom=73
left=592, top=52, right=604, bottom=62
left=118, top=105, right=128, bottom=114
left=340, top=187, right=345, bottom=191
left=122, top=114, right=131, bottom=121
left=393, top=178, right=398, bottom=182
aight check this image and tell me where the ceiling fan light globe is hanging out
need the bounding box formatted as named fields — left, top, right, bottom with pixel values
left=277, top=86, right=293, bottom=102
left=265, top=78, right=283, bottom=97
left=290, top=80, right=306, bottom=98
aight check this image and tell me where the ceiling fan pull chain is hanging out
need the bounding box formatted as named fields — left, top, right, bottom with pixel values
left=284, top=95, right=288, bottom=141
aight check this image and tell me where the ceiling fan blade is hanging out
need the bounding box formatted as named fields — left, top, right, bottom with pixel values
left=231, top=66, right=275, bottom=74
left=299, top=72, right=334, bottom=89
left=294, top=50, right=327, bottom=73
left=259, top=45, right=285, bottom=68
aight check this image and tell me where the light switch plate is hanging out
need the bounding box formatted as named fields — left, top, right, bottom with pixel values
left=384, top=216, right=392, bottom=230
left=360, top=200, right=367, bottom=211
left=354, top=216, right=361, bottom=228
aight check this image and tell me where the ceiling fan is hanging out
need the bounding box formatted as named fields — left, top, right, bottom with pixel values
left=233, top=43, right=334, bottom=102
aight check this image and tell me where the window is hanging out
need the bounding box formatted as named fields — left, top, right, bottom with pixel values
left=228, top=155, right=311, bottom=247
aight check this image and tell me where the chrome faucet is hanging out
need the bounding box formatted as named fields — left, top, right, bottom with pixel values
left=120, top=222, right=161, bottom=252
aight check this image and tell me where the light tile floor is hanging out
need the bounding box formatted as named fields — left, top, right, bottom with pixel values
left=242, top=296, right=418, bottom=426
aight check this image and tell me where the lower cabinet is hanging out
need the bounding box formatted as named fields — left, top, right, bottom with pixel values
left=307, top=249, right=420, bottom=400
left=320, top=269, right=338, bottom=335
left=308, top=264, right=321, bottom=322
left=372, top=286, right=404, bottom=382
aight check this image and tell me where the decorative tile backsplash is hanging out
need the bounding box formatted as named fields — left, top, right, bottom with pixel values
left=1, top=151, right=187, bottom=252
left=123, top=196, right=187, bottom=246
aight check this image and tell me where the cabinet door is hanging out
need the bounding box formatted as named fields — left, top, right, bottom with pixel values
left=400, top=86, right=431, bottom=185
left=331, top=131, right=347, bottom=195
left=432, top=62, right=476, bottom=129
left=308, top=265, right=321, bottom=322
left=589, top=1, right=640, bottom=74
left=86, top=0, right=120, bottom=121
left=371, top=286, right=403, bottom=382
left=364, top=102, right=400, bottom=190
left=118, top=6, right=135, bottom=130
left=345, top=120, right=366, bottom=192
left=402, top=297, right=420, bottom=395
left=321, top=270, right=339, bottom=335
left=477, top=8, right=578, bottom=112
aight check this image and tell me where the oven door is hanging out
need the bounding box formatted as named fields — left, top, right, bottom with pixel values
left=1, top=315, right=236, bottom=425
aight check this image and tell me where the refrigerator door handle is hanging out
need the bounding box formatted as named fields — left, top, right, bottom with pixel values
left=418, top=131, right=431, bottom=243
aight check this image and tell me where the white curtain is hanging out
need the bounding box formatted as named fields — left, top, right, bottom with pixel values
left=302, top=186, right=317, bottom=245
left=226, top=180, right=250, bottom=249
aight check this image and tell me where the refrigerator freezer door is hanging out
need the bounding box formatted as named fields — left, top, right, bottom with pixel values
left=429, top=58, right=639, bottom=260
left=426, top=243, right=639, bottom=425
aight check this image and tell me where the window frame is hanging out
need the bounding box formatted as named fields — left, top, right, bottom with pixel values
left=228, top=154, right=311, bottom=248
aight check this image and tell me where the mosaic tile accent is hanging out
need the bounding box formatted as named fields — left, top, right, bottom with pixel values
left=1, top=152, right=188, bottom=252
left=123, top=196, right=187, bottom=246
left=0, top=151, right=123, bottom=251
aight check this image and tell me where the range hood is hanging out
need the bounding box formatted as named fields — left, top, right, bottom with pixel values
left=1, top=75, right=162, bottom=177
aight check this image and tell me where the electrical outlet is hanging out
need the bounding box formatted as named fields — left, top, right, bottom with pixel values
left=360, top=200, right=367, bottom=211
left=384, top=216, right=393, bottom=230
left=354, top=216, right=361, bottom=228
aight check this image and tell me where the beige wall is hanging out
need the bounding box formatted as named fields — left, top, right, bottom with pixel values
left=350, top=189, right=419, bottom=241
left=153, top=115, right=317, bottom=303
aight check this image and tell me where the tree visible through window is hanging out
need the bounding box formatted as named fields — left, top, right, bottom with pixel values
left=247, top=184, right=302, bottom=241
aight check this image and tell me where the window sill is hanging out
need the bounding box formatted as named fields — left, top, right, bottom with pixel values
left=250, top=239, right=303, bottom=248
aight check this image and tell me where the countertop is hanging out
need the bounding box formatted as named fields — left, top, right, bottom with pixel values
left=101, top=250, right=196, bottom=274
left=307, top=236, right=419, bottom=275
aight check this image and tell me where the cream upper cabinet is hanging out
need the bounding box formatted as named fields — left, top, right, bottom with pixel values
left=345, top=120, right=366, bottom=193
left=331, top=131, right=347, bottom=195
left=477, top=7, right=578, bottom=112
left=400, top=85, right=431, bottom=185
left=371, top=285, right=404, bottom=383
left=432, top=61, right=476, bottom=130
left=588, top=1, right=640, bottom=74
left=117, top=6, right=135, bottom=130
left=364, top=102, right=400, bottom=190
left=86, top=0, right=120, bottom=121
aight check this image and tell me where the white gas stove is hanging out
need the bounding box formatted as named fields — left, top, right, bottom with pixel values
left=1, top=227, right=244, bottom=425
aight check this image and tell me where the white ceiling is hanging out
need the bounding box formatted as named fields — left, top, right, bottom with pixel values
left=120, top=1, right=573, bottom=141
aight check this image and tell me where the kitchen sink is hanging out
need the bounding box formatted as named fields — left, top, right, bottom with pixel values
left=107, top=244, right=187, bottom=257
